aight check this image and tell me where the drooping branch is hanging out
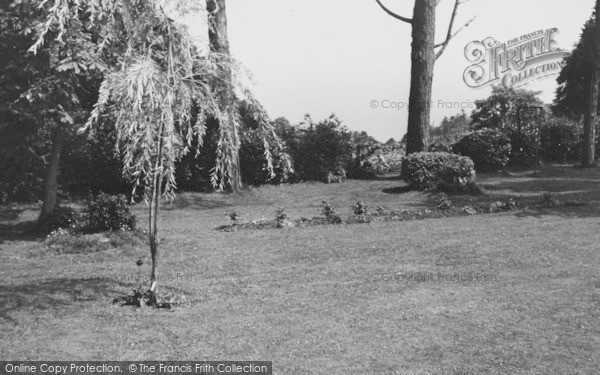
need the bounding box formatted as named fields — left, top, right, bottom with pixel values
left=434, top=0, right=476, bottom=60
left=374, top=0, right=412, bottom=24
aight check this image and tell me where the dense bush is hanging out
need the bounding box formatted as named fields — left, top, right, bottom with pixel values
left=452, top=129, right=512, bottom=172
left=83, top=193, right=136, bottom=232
left=178, top=113, right=355, bottom=188
left=176, top=112, right=293, bottom=191
left=539, top=118, right=583, bottom=162
left=239, top=127, right=291, bottom=186
left=504, top=128, right=539, bottom=167
left=279, top=115, right=353, bottom=183
left=346, top=131, right=383, bottom=178
left=401, top=152, right=476, bottom=191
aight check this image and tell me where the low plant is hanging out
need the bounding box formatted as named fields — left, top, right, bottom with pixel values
left=275, top=207, right=293, bottom=228
left=113, top=285, right=188, bottom=309
left=353, top=201, right=369, bottom=216
left=228, top=210, right=240, bottom=225
left=436, top=193, right=452, bottom=210
left=321, top=200, right=343, bottom=224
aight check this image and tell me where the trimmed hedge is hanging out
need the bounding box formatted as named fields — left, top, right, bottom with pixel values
left=401, top=152, right=476, bottom=191
left=452, top=129, right=512, bottom=172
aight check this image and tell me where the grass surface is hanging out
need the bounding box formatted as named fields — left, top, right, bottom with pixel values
left=2, top=165, right=600, bottom=374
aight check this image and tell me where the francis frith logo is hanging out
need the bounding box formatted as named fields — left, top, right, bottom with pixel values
left=463, top=27, right=570, bottom=89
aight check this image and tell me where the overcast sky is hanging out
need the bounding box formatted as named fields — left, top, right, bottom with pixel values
left=215, top=0, right=596, bottom=141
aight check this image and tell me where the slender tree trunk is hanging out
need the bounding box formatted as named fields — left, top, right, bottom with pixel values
left=37, top=125, right=66, bottom=230
left=148, top=121, right=165, bottom=300
left=582, top=0, right=600, bottom=167
left=583, top=71, right=600, bottom=166
left=406, top=0, right=436, bottom=154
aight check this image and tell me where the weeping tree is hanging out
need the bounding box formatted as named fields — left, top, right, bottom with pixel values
left=375, top=0, right=475, bottom=153
left=32, top=0, right=290, bottom=299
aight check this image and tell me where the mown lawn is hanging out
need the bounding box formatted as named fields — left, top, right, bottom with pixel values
left=2, top=165, right=600, bottom=374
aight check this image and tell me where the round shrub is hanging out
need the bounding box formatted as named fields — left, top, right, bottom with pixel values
left=452, top=129, right=511, bottom=172
left=83, top=193, right=136, bottom=233
left=401, top=152, right=476, bottom=191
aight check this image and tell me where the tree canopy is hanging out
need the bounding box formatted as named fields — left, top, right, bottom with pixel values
left=471, top=86, right=545, bottom=130
left=553, top=13, right=600, bottom=119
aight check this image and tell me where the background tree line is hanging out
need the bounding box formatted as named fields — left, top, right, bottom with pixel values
left=2, top=0, right=600, bottom=207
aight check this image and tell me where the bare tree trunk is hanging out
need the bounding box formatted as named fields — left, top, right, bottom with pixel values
left=582, top=0, right=600, bottom=167
left=37, top=125, right=66, bottom=230
left=406, top=0, right=436, bottom=154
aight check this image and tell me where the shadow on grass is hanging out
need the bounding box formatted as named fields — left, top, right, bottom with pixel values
left=0, top=207, right=24, bottom=221
left=0, top=221, right=44, bottom=245
left=0, top=277, right=195, bottom=324
left=483, top=177, right=600, bottom=194
left=512, top=203, right=600, bottom=220
left=382, top=185, right=412, bottom=194
left=162, top=193, right=234, bottom=211
left=0, top=277, right=133, bottom=325
left=372, top=174, right=403, bottom=181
